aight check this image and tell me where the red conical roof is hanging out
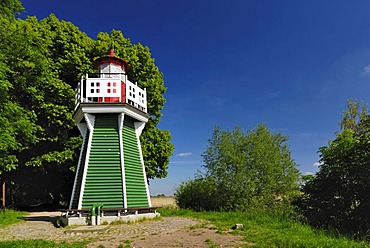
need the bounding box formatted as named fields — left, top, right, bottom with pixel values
left=93, top=50, right=130, bottom=72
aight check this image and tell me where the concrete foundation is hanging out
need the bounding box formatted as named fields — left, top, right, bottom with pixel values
left=60, top=212, right=160, bottom=226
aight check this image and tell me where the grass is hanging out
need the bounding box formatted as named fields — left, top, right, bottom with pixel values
left=159, top=206, right=370, bottom=248
left=0, top=209, right=27, bottom=227
left=2, top=206, right=369, bottom=247
left=0, top=210, right=88, bottom=248
left=204, top=238, right=218, bottom=248
left=0, top=240, right=87, bottom=248
left=150, top=196, right=177, bottom=207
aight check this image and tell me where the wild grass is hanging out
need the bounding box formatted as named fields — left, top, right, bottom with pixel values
left=0, top=240, right=87, bottom=248
left=159, top=206, right=370, bottom=248
left=2, top=207, right=368, bottom=247
left=0, top=209, right=27, bottom=227
left=150, top=196, right=177, bottom=208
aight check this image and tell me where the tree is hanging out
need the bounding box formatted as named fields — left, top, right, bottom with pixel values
left=0, top=8, right=173, bottom=206
left=296, top=100, right=370, bottom=238
left=0, top=0, right=24, bottom=20
left=0, top=15, right=82, bottom=206
left=340, top=99, right=367, bottom=132
left=175, top=124, right=300, bottom=212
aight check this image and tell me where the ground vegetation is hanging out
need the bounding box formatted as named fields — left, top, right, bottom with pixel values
left=175, top=124, right=300, bottom=212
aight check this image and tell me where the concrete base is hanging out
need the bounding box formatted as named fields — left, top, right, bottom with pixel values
left=60, top=212, right=160, bottom=226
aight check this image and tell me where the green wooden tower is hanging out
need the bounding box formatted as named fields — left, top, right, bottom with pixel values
left=69, top=50, right=151, bottom=210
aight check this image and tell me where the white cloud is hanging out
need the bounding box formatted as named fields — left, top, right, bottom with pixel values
left=362, top=64, right=370, bottom=75
left=304, top=171, right=313, bottom=176
left=171, top=160, right=200, bottom=164
left=176, top=152, right=192, bottom=157
left=266, top=90, right=281, bottom=99
left=313, top=161, right=323, bottom=167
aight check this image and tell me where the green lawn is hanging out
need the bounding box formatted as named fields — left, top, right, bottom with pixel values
left=0, top=240, right=86, bottom=248
left=0, top=209, right=86, bottom=248
left=160, top=207, right=370, bottom=248
left=1, top=208, right=369, bottom=247
left=0, top=209, right=27, bottom=228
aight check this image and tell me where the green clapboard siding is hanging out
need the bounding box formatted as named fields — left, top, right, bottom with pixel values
left=123, top=117, right=149, bottom=207
left=70, top=129, right=90, bottom=209
left=82, top=114, right=124, bottom=209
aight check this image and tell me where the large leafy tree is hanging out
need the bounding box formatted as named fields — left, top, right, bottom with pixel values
left=0, top=0, right=24, bottom=20
left=0, top=15, right=84, bottom=205
left=0, top=3, right=173, bottom=206
left=297, top=100, right=370, bottom=238
left=0, top=0, right=33, bottom=173
left=176, top=124, right=300, bottom=212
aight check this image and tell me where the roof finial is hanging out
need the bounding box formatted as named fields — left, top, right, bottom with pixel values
left=109, top=40, right=115, bottom=57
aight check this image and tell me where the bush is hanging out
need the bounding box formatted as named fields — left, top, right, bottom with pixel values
left=175, top=124, right=300, bottom=213
left=175, top=176, right=221, bottom=211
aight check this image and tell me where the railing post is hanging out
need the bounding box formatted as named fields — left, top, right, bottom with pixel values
left=80, top=77, right=83, bottom=103
left=2, top=182, right=5, bottom=209
left=125, top=75, right=128, bottom=104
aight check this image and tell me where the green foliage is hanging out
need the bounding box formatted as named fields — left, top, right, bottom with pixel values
left=340, top=99, right=368, bottom=133
left=0, top=14, right=85, bottom=206
left=160, top=208, right=369, bottom=247
left=175, top=124, right=300, bottom=212
left=0, top=8, right=173, bottom=206
left=296, top=99, right=370, bottom=239
left=0, top=0, right=24, bottom=20
left=0, top=209, right=27, bottom=227
left=141, top=126, right=173, bottom=179
left=175, top=176, right=221, bottom=211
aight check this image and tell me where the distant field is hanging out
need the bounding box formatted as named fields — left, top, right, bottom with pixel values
left=151, top=196, right=177, bottom=207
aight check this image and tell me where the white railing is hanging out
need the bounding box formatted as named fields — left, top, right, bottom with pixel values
left=75, top=78, right=82, bottom=107
left=126, top=81, right=147, bottom=112
left=86, top=77, right=122, bottom=101
left=75, top=74, right=147, bottom=113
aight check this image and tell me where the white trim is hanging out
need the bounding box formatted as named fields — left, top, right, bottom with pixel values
left=80, top=76, right=84, bottom=104
left=134, top=121, right=151, bottom=207
left=118, top=113, right=128, bottom=209
left=77, top=123, right=87, bottom=138
left=69, top=123, right=87, bottom=209
left=134, top=121, right=146, bottom=136
left=74, top=105, right=148, bottom=124
left=77, top=114, right=95, bottom=209
left=122, top=108, right=148, bottom=122
left=85, top=113, right=95, bottom=131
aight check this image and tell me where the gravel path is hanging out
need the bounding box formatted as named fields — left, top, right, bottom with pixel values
left=0, top=211, right=247, bottom=247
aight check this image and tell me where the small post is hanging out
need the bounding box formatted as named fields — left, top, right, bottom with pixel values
left=2, top=182, right=5, bottom=209
left=91, top=206, right=96, bottom=226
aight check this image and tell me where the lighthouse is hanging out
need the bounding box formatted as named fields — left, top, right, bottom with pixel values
left=69, top=50, right=151, bottom=212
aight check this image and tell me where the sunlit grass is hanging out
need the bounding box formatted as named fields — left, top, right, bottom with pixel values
left=151, top=196, right=177, bottom=208
left=0, top=210, right=87, bottom=247
left=0, top=209, right=27, bottom=228
left=0, top=240, right=87, bottom=248
left=2, top=207, right=368, bottom=247
left=159, top=206, right=370, bottom=247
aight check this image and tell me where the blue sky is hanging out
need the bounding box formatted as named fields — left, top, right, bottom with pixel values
left=21, top=1, right=370, bottom=195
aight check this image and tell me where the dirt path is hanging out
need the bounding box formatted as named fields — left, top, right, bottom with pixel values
left=0, top=211, right=248, bottom=247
